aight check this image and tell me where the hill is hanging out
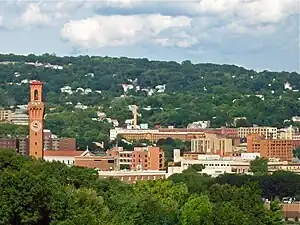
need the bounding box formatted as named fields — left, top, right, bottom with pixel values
left=0, top=53, right=299, bottom=147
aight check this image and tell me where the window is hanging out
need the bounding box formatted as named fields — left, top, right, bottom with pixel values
left=34, top=90, right=39, bottom=101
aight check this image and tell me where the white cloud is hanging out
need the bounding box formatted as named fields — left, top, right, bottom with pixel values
left=21, top=3, right=52, bottom=27
left=61, top=14, right=193, bottom=48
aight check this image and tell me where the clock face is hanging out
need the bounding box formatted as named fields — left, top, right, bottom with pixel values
left=31, top=120, right=42, bottom=132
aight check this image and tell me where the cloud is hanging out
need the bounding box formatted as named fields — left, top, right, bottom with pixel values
left=0, top=0, right=298, bottom=72
left=20, top=3, right=52, bottom=27
left=61, top=14, right=193, bottom=49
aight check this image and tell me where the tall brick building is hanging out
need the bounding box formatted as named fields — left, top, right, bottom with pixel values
left=247, top=134, right=293, bottom=161
left=107, top=146, right=165, bottom=170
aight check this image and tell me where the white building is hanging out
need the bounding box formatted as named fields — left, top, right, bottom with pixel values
left=187, top=121, right=211, bottom=129
left=43, top=149, right=91, bottom=165
left=238, top=126, right=278, bottom=139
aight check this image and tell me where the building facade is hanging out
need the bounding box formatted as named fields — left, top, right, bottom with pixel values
left=44, top=129, right=76, bottom=151
left=247, top=134, right=293, bottom=161
left=0, top=109, right=12, bottom=122
left=44, top=150, right=85, bottom=165
left=238, top=126, right=278, bottom=139
left=191, top=133, right=233, bottom=156
left=0, top=138, right=17, bottom=149
left=98, top=170, right=166, bottom=184
left=107, top=146, right=165, bottom=170
left=74, top=156, right=116, bottom=171
left=110, top=128, right=206, bottom=142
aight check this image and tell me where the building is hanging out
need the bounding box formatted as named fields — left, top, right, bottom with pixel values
left=43, top=129, right=76, bottom=151
left=59, top=138, right=76, bottom=151
left=131, top=146, right=165, bottom=170
left=0, top=138, right=17, bottom=149
left=11, top=111, right=29, bottom=125
left=0, top=109, right=12, bottom=122
left=238, top=126, right=278, bottom=139
left=205, top=127, right=238, bottom=138
left=28, top=80, right=45, bottom=159
left=187, top=121, right=211, bottom=129
left=191, top=133, right=233, bottom=156
left=44, top=150, right=86, bottom=165
left=110, top=128, right=206, bottom=142
left=167, top=149, right=300, bottom=178
left=17, top=137, right=28, bottom=156
left=107, top=147, right=132, bottom=169
left=74, top=155, right=116, bottom=171
left=247, top=134, right=293, bottom=161
left=98, top=170, right=167, bottom=184
left=107, top=146, right=165, bottom=171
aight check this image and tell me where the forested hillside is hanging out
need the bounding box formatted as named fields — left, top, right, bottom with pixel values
left=0, top=53, right=299, bottom=146
left=0, top=150, right=290, bottom=225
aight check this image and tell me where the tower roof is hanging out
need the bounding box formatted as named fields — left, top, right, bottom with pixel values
left=30, top=80, right=43, bottom=85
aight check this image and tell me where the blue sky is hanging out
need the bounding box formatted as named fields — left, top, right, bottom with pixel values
left=0, top=0, right=299, bottom=72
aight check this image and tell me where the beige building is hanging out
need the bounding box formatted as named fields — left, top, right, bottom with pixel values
left=0, top=109, right=12, bottom=122
left=238, top=126, right=277, bottom=139
left=11, top=111, right=29, bottom=125
left=191, top=133, right=233, bottom=156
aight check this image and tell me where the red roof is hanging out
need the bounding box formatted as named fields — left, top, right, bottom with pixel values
left=30, top=80, right=43, bottom=85
left=44, top=150, right=85, bottom=157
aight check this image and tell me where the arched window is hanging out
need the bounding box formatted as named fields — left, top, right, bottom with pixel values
left=34, top=90, right=39, bottom=101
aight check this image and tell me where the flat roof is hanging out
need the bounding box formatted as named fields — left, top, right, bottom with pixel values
left=98, top=170, right=166, bottom=176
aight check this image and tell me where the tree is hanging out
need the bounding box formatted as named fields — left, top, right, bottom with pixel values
left=0, top=150, right=296, bottom=225
left=293, top=146, right=300, bottom=159
left=212, top=202, right=250, bottom=225
left=250, top=157, right=268, bottom=176
left=264, top=198, right=284, bottom=225
left=180, top=195, right=213, bottom=225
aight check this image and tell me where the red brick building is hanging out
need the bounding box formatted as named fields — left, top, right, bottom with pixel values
left=131, top=147, right=165, bottom=170
left=0, top=138, right=17, bottom=149
left=247, top=134, right=293, bottom=161
left=107, top=146, right=165, bottom=171
left=74, top=156, right=116, bottom=171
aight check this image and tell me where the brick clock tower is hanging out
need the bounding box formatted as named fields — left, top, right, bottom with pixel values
left=28, top=81, right=45, bottom=159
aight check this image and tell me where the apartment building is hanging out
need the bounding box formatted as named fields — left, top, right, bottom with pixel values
left=131, top=147, right=165, bottom=170
left=107, top=147, right=133, bottom=169
left=0, top=138, right=17, bottom=149
left=17, top=137, right=28, bottom=156
left=43, top=129, right=76, bottom=151
left=11, top=112, right=29, bottom=125
left=107, top=146, right=165, bottom=170
left=0, top=109, right=12, bottom=122
left=247, top=134, right=293, bottom=161
left=191, top=133, right=233, bottom=156
left=238, top=126, right=277, bottom=139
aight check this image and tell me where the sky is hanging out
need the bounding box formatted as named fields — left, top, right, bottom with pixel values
left=0, top=0, right=299, bottom=72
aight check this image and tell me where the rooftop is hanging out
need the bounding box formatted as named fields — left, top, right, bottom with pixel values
left=44, top=150, right=85, bottom=157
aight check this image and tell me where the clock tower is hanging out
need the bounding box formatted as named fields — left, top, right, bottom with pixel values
left=28, top=80, right=45, bottom=159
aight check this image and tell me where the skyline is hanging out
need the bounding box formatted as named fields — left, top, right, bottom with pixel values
left=0, top=0, right=299, bottom=72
